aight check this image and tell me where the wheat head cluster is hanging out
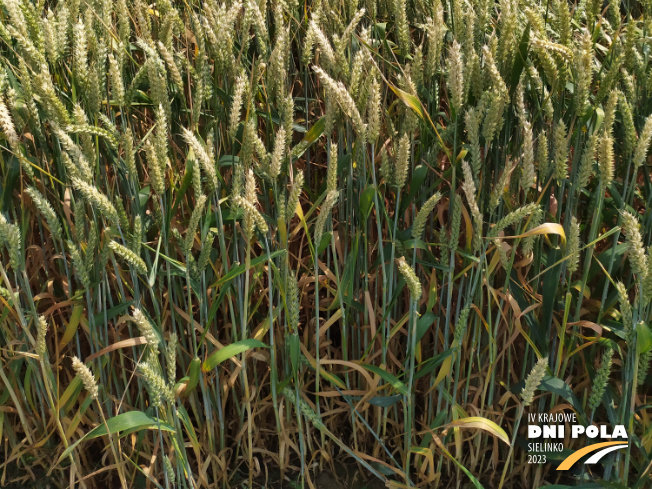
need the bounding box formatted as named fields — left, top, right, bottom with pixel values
left=1, top=0, right=652, bottom=487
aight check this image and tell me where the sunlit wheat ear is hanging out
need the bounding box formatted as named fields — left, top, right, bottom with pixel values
left=574, top=31, right=593, bottom=116
left=181, top=128, right=217, bottom=193
left=71, top=177, right=119, bottom=225
left=314, top=190, right=338, bottom=250
left=130, top=308, right=159, bottom=350
left=464, top=108, right=482, bottom=177
left=244, top=0, right=269, bottom=53
left=489, top=203, right=539, bottom=238
left=156, top=41, right=183, bottom=89
left=36, top=316, right=48, bottom=358
left=67, top=239, right=90, bottom=289
left=312, top=66, right=366, bottom=138
left=286, top=171, right=304, bottom=221
left=621, top=211, right=648, bottom=280
left=449, top=193, right=462, bottom=254
left=577, top=132, right=597, bottom=189
left=268, top=127, right=286, bottom=180
left=489, top=164, right=511, bottom=213
left=423, top=5, right=446, bottom=80
left=520, top=119, right=535, bottom=190
left=25, top=187, right=62, bottom=240
left=634, top=114, right=652, bottom=169
left=536, top=131, right=550, bottom=179
left=412, top=192, right=442, bottom=240
left=0, top=96, right=19, bottom=150
left=166, top=333, right=177, bottom=384
left=397, top=257, right=421, bottom=301
left=597, top=131, right=614, bottom=185
left=447, top=41, right=464, bottom=113
left=109, top=241, right=147, bottom=275
left=393, top=133, right=410, bottom=190
left=183, top=194, right=207, bottom=255
left=588, top=348, right=613, bottom=412
left=461, top=160, right=482, bottom=249
left=566, top=216, right=581, bottom=273
left=308, top=19, right=336, bottom=70
left=603, top=90, right=618, bottom=136
left=287, top=271, right=300, bottom=332
left=326, top=142, right=338, bottom=193
left=73, top=18, right=88, bottom=88
left=521, top=356, right=548, bottom=406
left=108, top=54, right=124, bottom=106
left=367, top=78, right=381, bottom=143
left=53, top=124, right=93, bottom=183
left=229, top=70, right=248, bottom=139
left=552, top=119, right=568, bottom=181
left=71, top=356, right=98, bottom=399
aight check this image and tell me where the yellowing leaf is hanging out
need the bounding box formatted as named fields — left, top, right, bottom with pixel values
left=500, top=223, right=566, bottom=245
left=445, top=416, right=510, bottom=445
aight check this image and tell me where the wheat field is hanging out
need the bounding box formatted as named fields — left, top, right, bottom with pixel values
left=1, top=0, right=652, bottom=487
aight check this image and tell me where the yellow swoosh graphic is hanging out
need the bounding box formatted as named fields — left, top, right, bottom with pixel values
left=557, top=441, right=628, bottom=470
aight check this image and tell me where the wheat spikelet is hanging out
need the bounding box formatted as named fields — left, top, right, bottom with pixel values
left=397, top=257, right=422, bottom=300
left=71, top=356, right=98, bottom=399
left=521, top=356, right=548, bottom=406
left=109, top=241, right=147, bottom=275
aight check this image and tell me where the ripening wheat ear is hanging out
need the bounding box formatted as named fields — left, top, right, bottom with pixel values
left=181, top=128, right=218, bottom=193
left=312, top=66, right=366, bottom=138
left=621, top=211, right=648, bottom=281
left=71, top=356, right=98, bottom=399
left=183, top=194, right=207, bottom=255
left=412, top=192, right=442, bottom=239
left=108, top=241, right=147, bottom=275
left=634, top=114, right=652, bottom=168
left=0, top=96, right=19, bottom=150
left=397, top=257, right=422, bottom=300
left=130, top=308, right=159, bottom=350
left=229, top=71, right=248, bottom=139
left=314, top=190, right=338, bottom=250
left=25, top=187, right=62, bottom=240
left=521, top=356, right=548, bottom=406
left=71, top=177, right=119, bottom=225
left=0, top=214, right=22, bottom=271
left=36, top=316, right=48, bottom=358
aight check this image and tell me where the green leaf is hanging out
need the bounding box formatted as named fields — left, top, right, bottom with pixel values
left=185, top=357, right=202, bottom=395
left=288, top=333, right=300, bottom=376
left=415, top=312, right=436, bottom=343
left=291, top=117, right=325, bottom=160
left=59, top=411, right=173, bottom=462
left=317, top=231, right=332, bottom=254
left=400, top=165, right=429, bottom=214
left=509, top=26, right=530, bottom=95
left=415, top=349, right=453, bottom=380
left=636, top=322, right=652, bottom=355
left=360, top=185, right=376, bottom=221
left=539, top=376, right=587, bottom=424
left=202, top=339, right=269, bottom=372
left=209, top=249, right=286, bottom=290
left=359, top=364, right=409, bottom=396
